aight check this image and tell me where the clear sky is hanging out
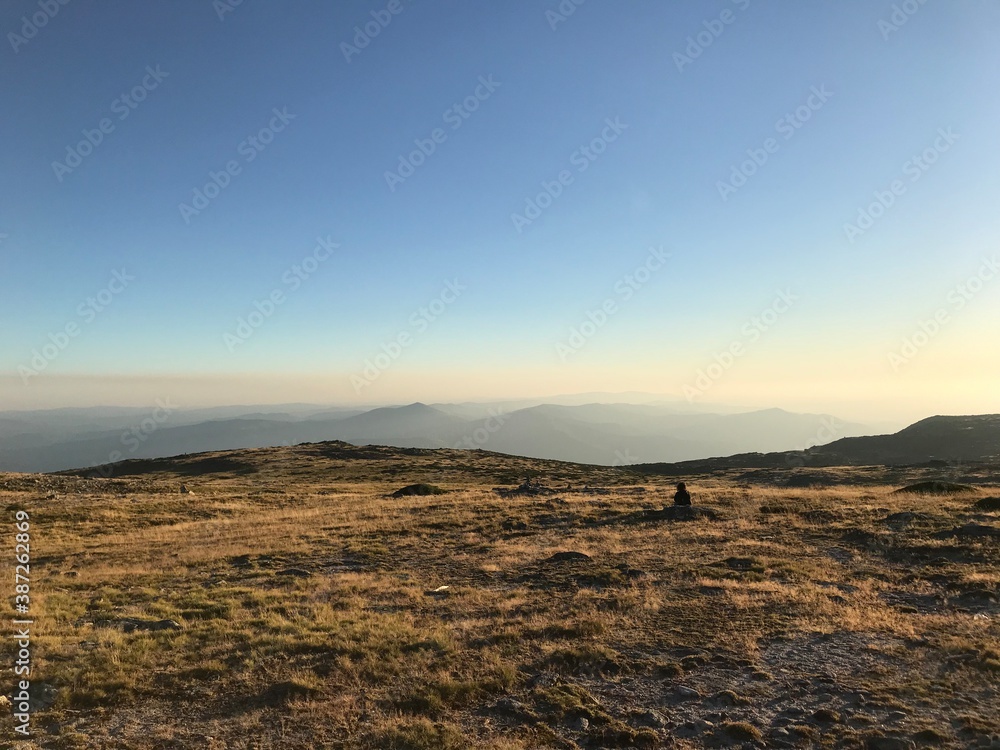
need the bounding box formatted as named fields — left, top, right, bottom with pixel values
left=2, top=0, right=998, bottom=424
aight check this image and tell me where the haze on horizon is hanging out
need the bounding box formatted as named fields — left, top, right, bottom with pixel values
left=2, top=1, right=998, bottom=427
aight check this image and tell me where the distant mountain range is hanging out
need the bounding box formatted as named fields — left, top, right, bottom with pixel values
left=632, top=414, right=1000, bottom=475
left=0, top=398, right=873, bottom=473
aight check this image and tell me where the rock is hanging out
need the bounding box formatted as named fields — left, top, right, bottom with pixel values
left=707, top=689, right=750, bottom=707
left=570, top=716, right=589, bottom=731
left=543, top=551, right=591, bottom=564
left=864, top=735, right=915, bottom=750
left=912, top=728, right=948, bottom=744
left=936, top=523, right=1000, bottom=540
left=632, top=709, right=667, bottom=728
left=30, top=682, right=59, bottom=711
left=974, top=497, right=1000, bottom=511
left=113, top=618, right=183, bottom=633
left=883, top=512, right=930, bottom=528
left=391, top=483, right=446, bottom=498
left=674, top=685, right=702, bottom=701
left=810, top=708, right=841, bottom=724
left=276, top=568, right=312, bottom=578
left=258, top=680, right=317, bottom=706
left=675, top=719, right=714, bottom=738
left=501, top=518, right=528, bottom=531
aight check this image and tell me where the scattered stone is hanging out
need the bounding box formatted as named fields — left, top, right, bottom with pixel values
left=707, top=689, right=750, bottom=707
left=864, top=735, right=916, bottom=750
left=493, top=480, right=557, bottom=497
left=425, top=585, right=450, bottom=597
left=674, top=685, right=702, bottom=701
left=716, top=556, right=764, bottom=572
left=276, top=567, right=312, bottom=578
left=615, top=562, right=647, bottom=579
left=912, top=728, right=948, bottom=744
left=501, top=518, right=528, bottom=531
left=953, top=589, right=998, bottom=606
left=125, top=618, right=182, bottom=633
left=974, top=497, right=1000, bottom=511
left=810, top=708, right=841, bottom=724
left=96, top=617, right=182, bottom=633
left=632, top=709, right=666, bottom=728
left=25, top=682, right=59, bottom=712
left=570, top=716, right=589, bottom=731
left=883, top=511, right=931, bottom=528
left=543, top=551, right=591, bottom=564
left=258, top=680, right=318, bottom=706
left=391, top=483, right=446, bottom=498
left=935, top=524, right=1000, bottom=540
left=675, top=719, right=714, bottom=738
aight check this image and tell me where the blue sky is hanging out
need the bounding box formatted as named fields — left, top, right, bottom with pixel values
left=2, top=0, right=998, bottom=422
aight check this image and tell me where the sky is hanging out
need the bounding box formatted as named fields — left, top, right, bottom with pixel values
left=1, top=0, right=998, bottom=424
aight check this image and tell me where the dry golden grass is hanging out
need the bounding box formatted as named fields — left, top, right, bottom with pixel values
left=1, top=444, right=998, bottom=749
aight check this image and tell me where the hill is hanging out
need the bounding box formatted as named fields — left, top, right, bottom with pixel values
left=633, top=414, right=1000, bottom=477
left=3, top=442, right=998, bottom=749
left=0, top=401, right=870, bottom=473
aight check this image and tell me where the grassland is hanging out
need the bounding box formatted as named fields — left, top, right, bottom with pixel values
left=2, top=442, right=999, bottom=749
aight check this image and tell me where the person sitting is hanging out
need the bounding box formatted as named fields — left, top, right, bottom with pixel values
left=673, top=482, right=691, bottom=506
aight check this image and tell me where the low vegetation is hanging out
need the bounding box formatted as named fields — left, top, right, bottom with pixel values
left=2, top=443, right=998, bottom=748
